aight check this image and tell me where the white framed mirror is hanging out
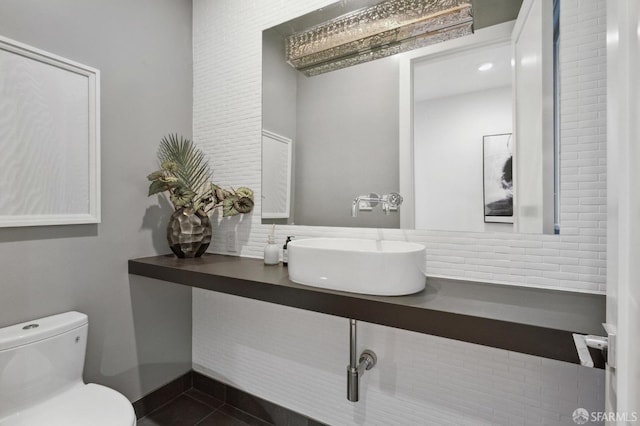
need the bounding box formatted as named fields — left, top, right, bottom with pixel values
left=0, top=35, right=100, bottom=227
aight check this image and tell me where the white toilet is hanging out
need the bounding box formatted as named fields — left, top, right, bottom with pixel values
left=0, top=311, right=136, bottom=425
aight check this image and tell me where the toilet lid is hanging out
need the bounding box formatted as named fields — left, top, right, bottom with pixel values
left=1, top=383, right=136, bottom=426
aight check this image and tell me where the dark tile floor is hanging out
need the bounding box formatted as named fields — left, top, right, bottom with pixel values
left=138, top=388, right=272, bottom=426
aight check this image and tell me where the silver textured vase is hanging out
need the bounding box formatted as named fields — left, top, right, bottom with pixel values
left=167, top=208, right=212, bottom=258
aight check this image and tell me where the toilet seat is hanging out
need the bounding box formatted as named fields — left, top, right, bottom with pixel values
left=1, top=383, right=136, bottom=426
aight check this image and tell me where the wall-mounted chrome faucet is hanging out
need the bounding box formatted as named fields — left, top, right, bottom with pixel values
left=351, top=192, right=403, bottom=217
left=347, top=319, right=377, bottom=402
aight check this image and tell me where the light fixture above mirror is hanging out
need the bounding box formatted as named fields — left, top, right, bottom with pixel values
left=286, top=0, right=474, bottom=76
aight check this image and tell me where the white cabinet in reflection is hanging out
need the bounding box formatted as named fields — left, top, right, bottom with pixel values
left=261, top=130, right=292, bottom=219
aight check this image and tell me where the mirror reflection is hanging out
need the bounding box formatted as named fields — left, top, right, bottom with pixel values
left=262, top=0, right=565, bottom=233
left=412, top=40, right=514, bottom=232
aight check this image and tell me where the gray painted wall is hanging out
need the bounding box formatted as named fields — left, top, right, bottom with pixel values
left=262, top=27, right=400, bottom=228
left=262, top=29, right=297, bottom=225
left=262, top=30, right=297, bottom=143
left=0, top=0, right=193, bottom=401
left=473, top=0, right=524, bottom=30
left=294, top=55, right=400, bottom=228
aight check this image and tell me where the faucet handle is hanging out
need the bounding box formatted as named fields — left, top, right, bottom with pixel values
left=385, top=192, right=403, bottom=207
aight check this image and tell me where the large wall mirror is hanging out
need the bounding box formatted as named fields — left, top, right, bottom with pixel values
left=262, top=0, right=592, bottom=236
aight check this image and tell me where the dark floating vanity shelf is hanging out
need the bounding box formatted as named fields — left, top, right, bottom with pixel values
left=128, top=254, right=606, bottom=368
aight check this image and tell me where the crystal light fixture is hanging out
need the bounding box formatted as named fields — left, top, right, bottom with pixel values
left=286, top=0, right=473, bottom=77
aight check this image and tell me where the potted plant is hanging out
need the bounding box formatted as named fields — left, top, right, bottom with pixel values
left=147, top=134, right=254, bottom=258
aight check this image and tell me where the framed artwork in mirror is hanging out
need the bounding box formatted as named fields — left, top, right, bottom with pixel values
left=0, top=35, right=100, bottom=227
left=483, top=133, right=513, bottom=223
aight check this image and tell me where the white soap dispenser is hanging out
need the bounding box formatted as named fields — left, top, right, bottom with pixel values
left=264, top=225, right=280, bottom=265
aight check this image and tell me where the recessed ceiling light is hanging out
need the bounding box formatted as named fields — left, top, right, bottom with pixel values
left=478, top=62, right=493, bottom=71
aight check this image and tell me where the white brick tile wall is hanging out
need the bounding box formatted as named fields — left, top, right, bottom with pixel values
left=193, top=290, right=604, bottom=425
left=559, top=0, right=608, bottom=245
left=192, top=1, right=607, bottom=424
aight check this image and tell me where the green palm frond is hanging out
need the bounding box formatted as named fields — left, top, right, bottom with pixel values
left=148, top=133, right=254, bottom=216
left=157, top=134, right=211, bottom=193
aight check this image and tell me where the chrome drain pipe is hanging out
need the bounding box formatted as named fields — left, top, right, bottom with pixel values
left=347, top=319, right=377, bottom=402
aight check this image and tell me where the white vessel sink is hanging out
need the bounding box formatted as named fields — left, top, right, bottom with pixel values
left=287, top=238, right=426, bottom=296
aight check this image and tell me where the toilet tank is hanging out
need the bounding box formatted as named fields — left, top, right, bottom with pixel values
left=0, top=311, right=88, bottom=420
